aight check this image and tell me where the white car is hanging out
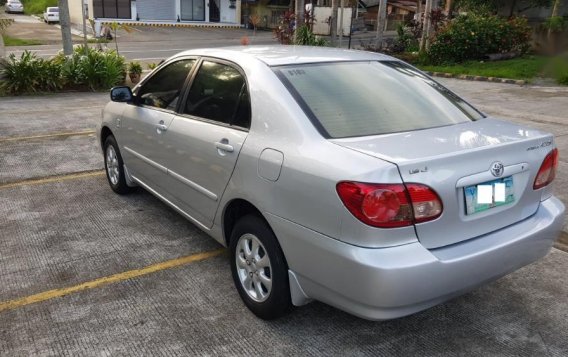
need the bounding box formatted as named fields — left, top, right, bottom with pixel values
left=5, top=0, right=24, bottom=13
left=43, top=7, right=59, bottom=24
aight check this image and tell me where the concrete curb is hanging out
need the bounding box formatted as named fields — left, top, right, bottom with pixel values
left=425, top=71, right=527, bottom=86
left=99, top=21, right=241, bottom=30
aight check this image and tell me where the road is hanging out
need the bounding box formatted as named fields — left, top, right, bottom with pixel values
left=3, top=12, right=278, bottom=62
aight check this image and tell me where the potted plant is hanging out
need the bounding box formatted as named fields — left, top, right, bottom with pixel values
left=128, top=61, right=143, bottom=84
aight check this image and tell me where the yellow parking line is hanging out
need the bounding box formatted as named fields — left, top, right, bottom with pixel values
left=0, top=249, right=225, bottom=313
left=0, top=170, right=105, bottom=190
left=0, top=130, right=96, bottom=143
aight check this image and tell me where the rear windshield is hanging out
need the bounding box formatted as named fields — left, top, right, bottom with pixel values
left=48, top=7, right=59, bottom=12
left=275, top=61, right=483, bottom=138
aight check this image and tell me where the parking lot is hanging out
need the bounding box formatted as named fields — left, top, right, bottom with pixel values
left=1, top=79, right=568, bottom=355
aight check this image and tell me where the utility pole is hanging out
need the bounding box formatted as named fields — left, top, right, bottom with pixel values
left=330, top=0, right=338, bottom=46
left=374, top=0, right=387, bottom=50
left=419, top=0, right=432, bottom=53
left=81, top=0, right=88, bottom=50
left=59, top=0, right=73, bottom=55
left=338, top=0, right=344, bottom=47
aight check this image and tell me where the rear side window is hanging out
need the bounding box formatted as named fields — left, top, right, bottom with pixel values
left=276, top=61, right=483, bottom=138
left=184, top=61, right=250, bottom=128
left=137, top=59, right=195, bottom=110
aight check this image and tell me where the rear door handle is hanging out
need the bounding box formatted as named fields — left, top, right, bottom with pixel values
left=215, top=142, right=234, bottom=152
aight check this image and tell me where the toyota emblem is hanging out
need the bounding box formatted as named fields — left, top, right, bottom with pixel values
left=490, top=162, right=504, bottom=177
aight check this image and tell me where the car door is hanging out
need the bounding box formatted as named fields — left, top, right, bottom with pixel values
left=119, top=58, right=196, bottom=191
left=161, top=59, right=251, bottom=228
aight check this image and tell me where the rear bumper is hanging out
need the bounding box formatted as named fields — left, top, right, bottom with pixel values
left=268, top=196, right=565, bottom=320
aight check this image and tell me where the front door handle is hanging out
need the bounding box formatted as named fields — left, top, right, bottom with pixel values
left=215, top=142, right=234, bottom=153
left=156, top=123, right=168, bottom=132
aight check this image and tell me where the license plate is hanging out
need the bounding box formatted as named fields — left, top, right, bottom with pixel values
left=464, top=176, right=514, bottom=215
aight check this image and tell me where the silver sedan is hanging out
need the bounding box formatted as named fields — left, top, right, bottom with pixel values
left=97, top=46, right=565, bottom=320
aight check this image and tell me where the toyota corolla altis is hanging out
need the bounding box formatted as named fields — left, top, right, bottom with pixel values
left=97, top=46, right=565, bottom=320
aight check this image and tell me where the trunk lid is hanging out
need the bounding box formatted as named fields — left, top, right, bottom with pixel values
left=331, top=118, right=555, bottom=249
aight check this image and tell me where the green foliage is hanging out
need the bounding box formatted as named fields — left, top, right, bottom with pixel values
left=294, top=25, right=327, bottom=46
left=20, top=0, right=57, bottom=15
left=419, top=56, right=547, bottom=80
left=0, top=51, right=63, bottom=94
left=547, top=54, right=568, bottom=85
left=454, top=0, right=552, bottom=15
left=2, top=35, right=42, bottom=46
left=428, top=15, right=531, bottom=64
left=128, top=61, right=142, bottom=75
left=0, top=46, right=126, bottom=94
left=391, top=23, right=415, bottom=53
left=56, top=45, right=126, bottom=91
left=148, top=63, right=157, bottom=70
left=543, top=16, right=567, bottom=32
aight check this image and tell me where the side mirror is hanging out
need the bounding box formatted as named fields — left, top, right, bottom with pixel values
left=110, top=86, right=134, bottom=103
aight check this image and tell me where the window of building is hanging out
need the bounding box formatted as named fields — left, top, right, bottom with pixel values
left=93, top=0, right=131, bottom=19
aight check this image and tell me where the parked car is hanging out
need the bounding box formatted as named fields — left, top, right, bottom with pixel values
left=43, top=7, right=59, bottom=24
left=5, top=0, right=24, bottom=13
left=96, top=46, right=565, bottom=321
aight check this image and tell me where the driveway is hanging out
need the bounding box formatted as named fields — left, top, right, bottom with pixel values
left=0, top=79, right=567, bottom=355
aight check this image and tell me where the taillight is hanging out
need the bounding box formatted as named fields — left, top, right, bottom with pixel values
left=533, top=148, right=558, bottom=190
left=336, top=182, right=442, bottom=228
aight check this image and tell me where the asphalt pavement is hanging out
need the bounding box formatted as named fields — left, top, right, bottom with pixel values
left=0, top=73, right=567, bottom=355
left=4, top=12, right=277, bottom=62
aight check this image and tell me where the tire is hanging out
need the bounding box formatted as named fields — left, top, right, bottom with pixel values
left=229, top=214, right=292, bottom=320
left=103, top=135, right=132, bottom=195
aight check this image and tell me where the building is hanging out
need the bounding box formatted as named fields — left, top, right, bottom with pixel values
left=69, top=0, right=242, bottom=35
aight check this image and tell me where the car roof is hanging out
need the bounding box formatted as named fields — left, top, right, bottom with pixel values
left=173, top=46, right=397, bottom=67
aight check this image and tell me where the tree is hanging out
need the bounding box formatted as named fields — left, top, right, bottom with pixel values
left=59, top=0, right=73, bottom=55
left=108, top=22, right=134, bottom=56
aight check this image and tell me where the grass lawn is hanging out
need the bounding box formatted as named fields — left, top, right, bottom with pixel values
left=21, top=0, right=57, bottom=15
left=2, top=35, right=43, bottom=46
left=417, top=56, right=548, bottom=81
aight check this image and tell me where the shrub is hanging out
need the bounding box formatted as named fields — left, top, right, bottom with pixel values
left=428, top=15, right=531, bottom=64
left=0, top=51, right=63, bottom=94
left=56, top=46, right=126, bottom=91
left=128, top=61, right=143, bottom=75
left=294, top=25, right=327, bottom=46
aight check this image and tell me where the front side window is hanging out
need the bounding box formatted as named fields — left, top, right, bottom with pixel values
left=184, top=61, right=250, bottom=128
left=276, top=61, right=483, bottom=138
left=137, top=59, right=196, bottom=111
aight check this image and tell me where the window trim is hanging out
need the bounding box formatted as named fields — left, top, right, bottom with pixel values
left=131, top=56, right=198, bottom=115
left=176, top=56, right=252, bottom=132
